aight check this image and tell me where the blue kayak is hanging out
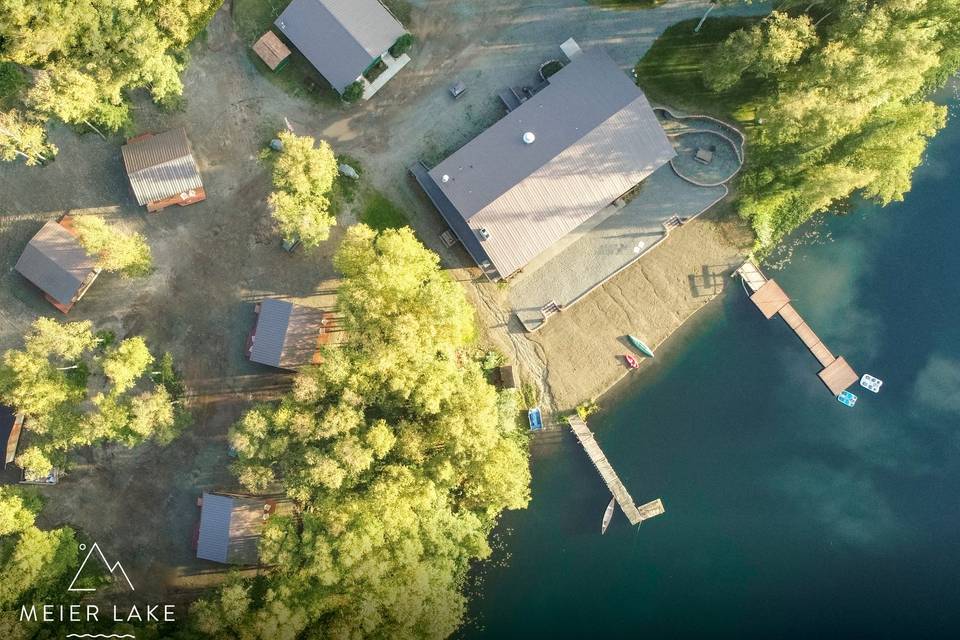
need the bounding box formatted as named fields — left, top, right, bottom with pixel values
left=528, top=407, right=543, bottom=431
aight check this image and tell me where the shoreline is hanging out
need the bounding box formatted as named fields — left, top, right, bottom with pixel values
left=523, top=199, right=752, bottom=414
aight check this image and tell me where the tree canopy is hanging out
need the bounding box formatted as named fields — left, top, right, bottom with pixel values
left=0, top=0, right=222, bottom=161
left=699, top=1, right=960, bottom=246
left=268, top=131, right=340, bottom=248
left=195, top=225, right=530, bottom=638
left=0, top=487, right=78, bottom=608
left=72, top=215, right=153, bottom=277
left=0, top=319, right=187, bottom=478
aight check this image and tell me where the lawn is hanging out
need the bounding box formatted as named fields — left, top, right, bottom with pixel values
left=360, top=192, right=410, bottom=231
left=328, top=155, right=410, bottom=232
left=633, top=17, right=762, bottom=122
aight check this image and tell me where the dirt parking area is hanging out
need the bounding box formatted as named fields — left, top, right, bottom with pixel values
left=0, top=0, right=762, bottom=598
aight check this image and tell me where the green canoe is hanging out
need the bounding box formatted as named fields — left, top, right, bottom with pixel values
left=627, top=335, right=655, bottom=358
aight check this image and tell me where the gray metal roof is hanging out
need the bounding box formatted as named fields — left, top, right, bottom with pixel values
left=196, top=493, right=267, bottom=565
left=249, top=299, right=325, bottom=370
left=121, top=128, right=203, bottom=206
left=427, top=48, right=676, bottom=279
left=275, top=0, right=406, bottom=93
left=14, top=221, right=98, bottom=305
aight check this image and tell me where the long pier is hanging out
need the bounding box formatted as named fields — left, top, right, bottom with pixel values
left=568, top=416, right=665, bottom=526
left=736, top=261, right=858, bottom=396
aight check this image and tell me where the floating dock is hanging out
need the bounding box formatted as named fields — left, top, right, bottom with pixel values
left=736, top=261, right=858, bottom=396
left=568, top=416, right=665, bottom=526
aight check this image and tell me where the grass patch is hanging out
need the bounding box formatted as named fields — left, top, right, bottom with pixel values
left=233, top=0, right=341, bottom=107
left=360, top=192, right=409, bottom=231
left=382, top=0, right=413, bottom=25
left=634, top=17, right=762, bottom=121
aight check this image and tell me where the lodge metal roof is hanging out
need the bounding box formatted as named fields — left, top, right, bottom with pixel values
left=427, top=48, right=675, bottom=279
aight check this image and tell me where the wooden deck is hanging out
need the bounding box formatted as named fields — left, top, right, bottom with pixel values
left=568, top=416, right=664, bottom=526
left=736, top=261, right=857, bottom=396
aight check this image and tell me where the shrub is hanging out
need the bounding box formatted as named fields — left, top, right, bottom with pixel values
left=342, top=80, right=364, bottom=102
left=389, top=33, right=414, bottom=57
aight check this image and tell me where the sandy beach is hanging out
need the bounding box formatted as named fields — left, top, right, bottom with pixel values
left=509, top=200, right=753, bottom=413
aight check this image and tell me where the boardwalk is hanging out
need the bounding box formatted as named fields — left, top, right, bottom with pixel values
left=568, top=416, right=665, bottom=526
left=736, top=261, right=858, bottom=395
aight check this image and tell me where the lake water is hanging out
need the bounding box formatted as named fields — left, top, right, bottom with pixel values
left=465, top=81, right=960, bottom=638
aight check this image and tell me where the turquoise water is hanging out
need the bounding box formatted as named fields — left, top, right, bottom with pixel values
left=465, top=83, right=960, bottom=638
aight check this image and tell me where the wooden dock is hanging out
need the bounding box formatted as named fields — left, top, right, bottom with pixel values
left=568, top=416, right=665, bottom=526
left=736, top=261, right=858, bottom=396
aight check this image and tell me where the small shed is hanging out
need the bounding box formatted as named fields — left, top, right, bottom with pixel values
left=252, top=31, right=291, bottom=71
left=0, top=406, right=24, bottom=469
left=121, top=128, right=205, bottom=212
left=196, top=493, right=273, bottom=565
left=247, top=299, right=330, bottom=371
left=14, top=217, right=101, bottom=313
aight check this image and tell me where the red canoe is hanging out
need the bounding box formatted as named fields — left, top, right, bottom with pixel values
left=624, top=354, right=639, bottom=369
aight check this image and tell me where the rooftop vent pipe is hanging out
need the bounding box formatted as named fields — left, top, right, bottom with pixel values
left=441, top=174, right=450, bottom=183
left=523, top=132, right=536, bottom=145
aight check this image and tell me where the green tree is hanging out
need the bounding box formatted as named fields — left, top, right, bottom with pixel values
left=102, top=337, right=153, bottom=394
left=207, top=225, right=530, bottom=638
left=0, top=0, right=222, bottom=153
left=0, top=522, right=77, bottom=607
left=0, top=109, right=57, bottom=164
left=705, top=12, right=816, bottom=91
left=268, top=131, right=339, bottom=248
left=683, top=0, right=959, bottom=247
left=0, top=487, right=42, bottom=536
left=72, top=215, right=153, bottom=276
left=0, top=319, right=186, bottom=477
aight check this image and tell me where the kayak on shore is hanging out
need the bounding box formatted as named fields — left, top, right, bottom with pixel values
left=627, top=335, right=655, bottom=358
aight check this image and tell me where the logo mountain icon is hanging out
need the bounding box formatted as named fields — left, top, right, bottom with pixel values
left=67, top=543, right=135, bottom=592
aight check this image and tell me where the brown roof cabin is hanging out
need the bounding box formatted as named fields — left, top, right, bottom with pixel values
left=121, top=128, right=205, bottom=213
left=252, top=31, right=291, bottom=71
left=14, top=216, right=101, bottom=313
left=247, top=299, right=332, bottom=371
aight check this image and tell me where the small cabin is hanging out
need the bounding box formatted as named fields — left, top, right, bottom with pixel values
left=14, top=217, right=101, bottom=313
left=195, top=493, right=274, bottom=565
left=121, top=128, right=205, bottom=212
left=247, top=299, right=330, bottom=371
